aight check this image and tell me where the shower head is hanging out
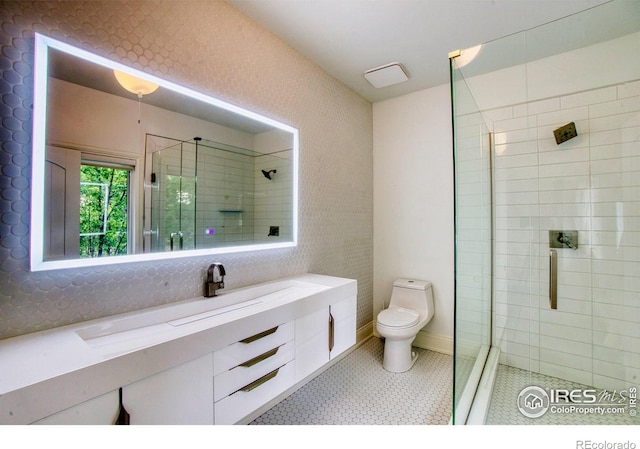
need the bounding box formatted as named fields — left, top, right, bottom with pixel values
left=553, top=122, right=578, bottom=145
left=261, top=169, right=277, bottom=180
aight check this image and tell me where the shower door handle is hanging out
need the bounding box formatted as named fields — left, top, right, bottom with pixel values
left=549, top=249, right=558, bottom=310
left=170, top=231, right=183, bottom=251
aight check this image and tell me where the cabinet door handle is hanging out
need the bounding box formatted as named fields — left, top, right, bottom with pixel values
left=239, top=347, right=279, bottom=367
left=328, top=310, right=335, bottom=352
left=239, top=326, right=278, bottom=344
left=238, top=367, right=280, bottom=393
left=114, top=387, right=130, bottom=425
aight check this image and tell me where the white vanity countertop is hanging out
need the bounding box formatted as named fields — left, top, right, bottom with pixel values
left=0, top=273, right=356, bottom=424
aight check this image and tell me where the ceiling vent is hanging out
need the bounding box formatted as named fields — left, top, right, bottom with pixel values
left=363, top=63, right=409, bottom=88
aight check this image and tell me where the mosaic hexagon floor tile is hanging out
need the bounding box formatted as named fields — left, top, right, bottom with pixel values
left=250, top=337, right=453, bottom=425
left=486, top=364, right=640, bottom=425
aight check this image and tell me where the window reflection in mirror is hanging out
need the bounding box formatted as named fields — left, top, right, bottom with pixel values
left=31, top=34, right=298, bottom=271
left=79, top=163, right=131, bottom=258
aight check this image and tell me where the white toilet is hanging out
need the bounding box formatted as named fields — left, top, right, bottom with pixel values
left=376, top=279, right=434, bottom=372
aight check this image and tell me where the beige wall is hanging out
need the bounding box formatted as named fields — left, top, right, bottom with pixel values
left=0, top=1, right=373, bottom=338
left=373, top=84, right=455, bottom=351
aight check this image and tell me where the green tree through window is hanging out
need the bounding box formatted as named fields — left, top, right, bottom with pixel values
left=79, top=165, right=129, bottom=257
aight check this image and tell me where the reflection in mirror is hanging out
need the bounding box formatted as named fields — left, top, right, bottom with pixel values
left=145, top=135, right=293, bottom=253
left=31, top=34, right=298, bottom=271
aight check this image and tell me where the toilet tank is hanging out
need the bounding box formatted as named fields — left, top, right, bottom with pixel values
left=389, top=279, right=432, bottom=316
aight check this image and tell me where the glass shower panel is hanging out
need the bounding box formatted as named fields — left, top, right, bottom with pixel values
left=194, top=139, right=256, bottom=247
left=150, top=140, right=197, bottom=252
left=451, top=56, right=492, bottom=424
left=523, top=0, right=640, bottom=394
left=587, top=97, right=640, bottom=392
left=178, top=140, right=196, bottom=251
left=480, top=30, right=539, bottom=378
left=451, top=0, right=640, bottom=425
left=146, top=135, right=291, bottom=252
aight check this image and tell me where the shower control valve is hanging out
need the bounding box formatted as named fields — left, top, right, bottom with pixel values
left=549, top=230, right=578, bottom=250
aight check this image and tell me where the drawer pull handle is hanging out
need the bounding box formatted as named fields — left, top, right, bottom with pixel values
left=239, top=326, right=279, bottom=344
left=238, top=367, right=281, bottom=393
left=239, top=347, right=279, bottom=368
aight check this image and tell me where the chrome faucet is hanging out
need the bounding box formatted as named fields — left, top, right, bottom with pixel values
left=204, top=263, right=225, bottom=297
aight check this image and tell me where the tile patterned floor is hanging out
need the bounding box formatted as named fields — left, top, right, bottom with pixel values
left=486, top=364, right=640, bottom=425
left=250, top=336, right=453, bottom=425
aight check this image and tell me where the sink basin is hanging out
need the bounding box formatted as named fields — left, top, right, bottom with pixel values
left=75, top=279, right=330, bottom=347
left=167, top=284, right=327, bottom=326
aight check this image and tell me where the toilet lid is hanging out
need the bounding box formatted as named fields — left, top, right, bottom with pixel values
left=378, top=308, right=419, bottom=328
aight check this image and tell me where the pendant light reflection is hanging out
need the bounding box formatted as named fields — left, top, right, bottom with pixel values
left=455, top=45, right=482, bottom=69
left=113, top=69, right=160, bottom=98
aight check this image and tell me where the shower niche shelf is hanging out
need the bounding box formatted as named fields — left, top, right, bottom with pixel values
left=219, top=209, right=244, bottom=213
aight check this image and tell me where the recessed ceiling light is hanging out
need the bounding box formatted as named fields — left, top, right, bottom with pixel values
left=363, top=63, right=409, bottom=88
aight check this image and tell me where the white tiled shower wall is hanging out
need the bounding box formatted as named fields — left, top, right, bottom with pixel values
left=195, top=146, right=256, bottom=246
left=489, top=79, right=640, bottom=391
left=254, top=152, right=293, bottom=243
left=453, top=109, right=492, bottom=357
left=153, top=143, right=264, bottom=249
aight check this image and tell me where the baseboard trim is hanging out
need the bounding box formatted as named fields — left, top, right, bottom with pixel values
left=357, top=321, right=374, bottom=344
left=413, top=330, right=453, bottom=355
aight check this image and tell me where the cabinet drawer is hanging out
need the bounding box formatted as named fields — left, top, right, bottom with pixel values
left=214, top=340, right=294, bottom=402
left=214, top=321, right=294, bottom=375
left=214, top=360, right=295, bottom=425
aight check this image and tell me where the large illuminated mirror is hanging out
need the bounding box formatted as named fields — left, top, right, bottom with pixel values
left=31, top=34, right=298, bottom=271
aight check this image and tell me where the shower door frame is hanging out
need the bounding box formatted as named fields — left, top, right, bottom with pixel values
left=450, top=54, right=494, bottom=425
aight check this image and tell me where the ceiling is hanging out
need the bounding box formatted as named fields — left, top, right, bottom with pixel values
left=48, top=48, right=277, bottom=135
left=226, top=0, right=616, bottom=103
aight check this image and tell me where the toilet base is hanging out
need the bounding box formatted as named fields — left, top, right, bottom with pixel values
left=382, top=338, right=419, bottom=373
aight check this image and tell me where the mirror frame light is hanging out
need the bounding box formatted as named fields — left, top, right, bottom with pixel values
left=31, top=33, right=298, bottom=271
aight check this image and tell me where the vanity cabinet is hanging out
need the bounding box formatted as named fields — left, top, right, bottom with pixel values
left=33, top=390, right=119, bottom=425
left=1, top=275, right=358, bottom=425
left=213, top=321, right=295, bottom=424
left=295, top=294, right=356, bottom=381
left=328, top=295, right=357, bottom=359
left=30, top=356, right=213, bottom=425
left=122, top=354, right=214, bottom=424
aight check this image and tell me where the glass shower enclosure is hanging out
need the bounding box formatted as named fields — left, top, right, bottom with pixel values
left=148, top=136, right=198, bottom=252
left=143, top=134, right=293, bottom=253
left=452, top=0, right=640, bottom=425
